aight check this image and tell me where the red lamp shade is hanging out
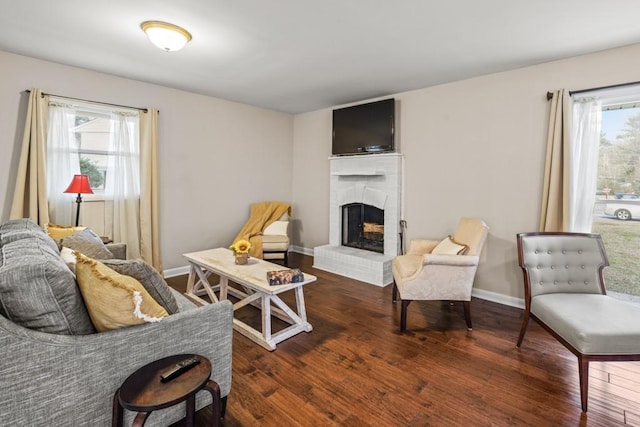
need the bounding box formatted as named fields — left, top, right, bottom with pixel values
left=64, top=174, right=94, bottom=194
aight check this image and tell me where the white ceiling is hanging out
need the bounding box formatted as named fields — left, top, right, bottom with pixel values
left=2, top=1, right=640, bottom=114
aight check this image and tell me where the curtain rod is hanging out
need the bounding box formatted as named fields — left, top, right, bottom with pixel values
left=546, top=80, right=640, bottom=101
left=25, top=89, right=149, bottom=113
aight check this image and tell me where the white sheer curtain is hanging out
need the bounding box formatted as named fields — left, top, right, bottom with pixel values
left=46, top=103, right=81, bottom=224
left=106, top=112, right=141, bottom=259
left=569, top=96, right=602, bottom=232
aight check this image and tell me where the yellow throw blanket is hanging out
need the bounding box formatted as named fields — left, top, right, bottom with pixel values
left=232, top=201, right=292, bottom=258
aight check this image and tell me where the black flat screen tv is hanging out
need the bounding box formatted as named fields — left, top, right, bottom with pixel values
left=332, top=98, right=395, bottom=156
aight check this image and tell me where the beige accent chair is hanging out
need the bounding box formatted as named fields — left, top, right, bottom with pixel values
left=262, top=215, right=290, bottom=266
left=392, top=218, right=489, bottom=332
left=516, top=232, right=640, bottom=412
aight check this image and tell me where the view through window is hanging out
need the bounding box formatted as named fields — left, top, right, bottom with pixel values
left=592, top=105, right=640, bottom=300
left=47, top=102, right=140, bottom=238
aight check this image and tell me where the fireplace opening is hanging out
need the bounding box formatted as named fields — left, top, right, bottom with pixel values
left=342, top=203, right=384, bottom=253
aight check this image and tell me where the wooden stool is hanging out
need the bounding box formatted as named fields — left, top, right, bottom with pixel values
left=112, top=354, right=220, bottom=427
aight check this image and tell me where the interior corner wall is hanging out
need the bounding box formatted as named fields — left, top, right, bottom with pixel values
left=291, top=43, right=640, bottom=302
left=0, top=50, right=294, bottom=270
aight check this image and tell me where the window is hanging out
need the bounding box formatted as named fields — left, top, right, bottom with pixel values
left=576, top=87, right=640, bottom=301
left=46, top=100, right=140, bottom=241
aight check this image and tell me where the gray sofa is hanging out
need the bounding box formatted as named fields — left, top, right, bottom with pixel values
left=0, top=219, right=233, bottom=426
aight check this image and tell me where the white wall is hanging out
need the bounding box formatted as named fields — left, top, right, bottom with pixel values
left=291, top=43, right=640, bottom=302
left=0, top=50, right=294, bottom=270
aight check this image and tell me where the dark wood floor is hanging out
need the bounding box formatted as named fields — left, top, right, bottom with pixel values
left=167, top=253, right=640, bottom=426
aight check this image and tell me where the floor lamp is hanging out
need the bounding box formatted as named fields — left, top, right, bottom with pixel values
left=64, top=174, right=93, bottom=226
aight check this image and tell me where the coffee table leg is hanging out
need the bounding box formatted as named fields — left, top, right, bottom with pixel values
left=112, top=389, right=123, bottom=427
left=262, top=294, right=272, bottom=343
left=203, top=380, right=222, bottom=426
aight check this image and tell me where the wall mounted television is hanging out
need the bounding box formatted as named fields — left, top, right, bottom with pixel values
left=332, top=98, right=395, bottom=156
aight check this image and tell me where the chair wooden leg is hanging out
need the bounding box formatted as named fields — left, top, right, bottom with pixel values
left=283, top=250, right=289, bottom=267
left=462, top=301, right=472, bottom=330
left=221, top=396, right=227, bottom=419
left=516, top=309, right=531, bottom=347
left=579, top=356, right=589, bottom=412
left=400, top=300, right=411, bottom=332
left=392, top=281, right=398, bottom=304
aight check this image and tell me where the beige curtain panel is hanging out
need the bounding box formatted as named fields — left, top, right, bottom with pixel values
left=139, top=108, right=163, bottom=273
left=10, top=88, right=50, bottom=225
left=539, top=89, right=571, bottom=232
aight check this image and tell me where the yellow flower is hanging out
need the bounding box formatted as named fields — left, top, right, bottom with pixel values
left=230, top=239, right=251, bottom=254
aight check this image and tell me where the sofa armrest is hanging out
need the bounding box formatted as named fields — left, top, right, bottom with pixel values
left=0, top=300, right=233, bottom=427
left=106, top=242, right=126, bottom=259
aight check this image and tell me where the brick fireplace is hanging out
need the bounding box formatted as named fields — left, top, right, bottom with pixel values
left=313, top=153, right=402, bottom=286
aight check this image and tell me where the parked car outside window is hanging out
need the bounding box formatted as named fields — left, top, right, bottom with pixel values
left=615, top=193, right=639, bottom=200
left=604, top=200, right=640, bottom=220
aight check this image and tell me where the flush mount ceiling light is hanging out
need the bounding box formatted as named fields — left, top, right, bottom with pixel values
left=141, top=21, right=192, bottom=52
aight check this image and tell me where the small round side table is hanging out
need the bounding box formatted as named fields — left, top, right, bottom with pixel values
left=112, top=354, right=221, bottom=427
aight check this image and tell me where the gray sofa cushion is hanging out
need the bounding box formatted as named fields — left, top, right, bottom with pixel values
left=102, top=259, right=179, bottom=314
left=0, top=237, right=95, bottom=335
left=0, top=219, right=59, bottom=254
left=59, top=228, right=114, bottom=259
left=0, top=228, right=60, bottom=253
left=0, top=218, right=43, bottom=234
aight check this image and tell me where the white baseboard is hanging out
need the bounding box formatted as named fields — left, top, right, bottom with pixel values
left=472, top=288, right=524, bottom=309
left=291, top=245, right=313, bottom=256
left=163, top=265, right=190, bottom=278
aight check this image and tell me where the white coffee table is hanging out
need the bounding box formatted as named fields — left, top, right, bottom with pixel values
left=183, top=248, right=316, bottom=351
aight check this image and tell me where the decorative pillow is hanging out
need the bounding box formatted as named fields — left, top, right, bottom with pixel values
left=46, top=223, right=86, bottom=240
left=0, top=238, right=95, bottom=335
left=431, top=236, right=469, bottom=255
left=74, top=252, right=168, bottom=332
left=60, top=246, right=77, bottom=274
left=101, top=259, right=179, bottom=314
left=264, top=220, right=289, bottom=236
left=60, top=228, right=114, bottom=259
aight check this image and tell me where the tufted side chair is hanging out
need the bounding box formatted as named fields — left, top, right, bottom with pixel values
left=516, top=232, right=640, bottom=412
left=392, top=218, right=489, bottom=332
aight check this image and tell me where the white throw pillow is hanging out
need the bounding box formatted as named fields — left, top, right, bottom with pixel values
left=431, top=236, right=468, bottom=255
left=264, top=220, right=289, bottom=236
left=60, top=246, right=77, bottom=274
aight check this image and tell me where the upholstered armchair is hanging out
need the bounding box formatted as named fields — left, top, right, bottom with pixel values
left=392, top=218, right=489, bottom=332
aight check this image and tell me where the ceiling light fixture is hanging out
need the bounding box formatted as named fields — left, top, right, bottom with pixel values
left=141, top=21, right=192, bottom=52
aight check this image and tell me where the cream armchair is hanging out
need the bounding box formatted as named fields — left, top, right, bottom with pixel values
left=262, top=216, right=290, bottom=266
left=392, top=218, right=489, bottom=332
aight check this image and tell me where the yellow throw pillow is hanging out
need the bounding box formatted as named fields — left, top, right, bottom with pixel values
left=431, top=236, right=469, bottom=255
left=46, top=223, right=86, bottom=240
left=74, top=252, right=168, bottom=332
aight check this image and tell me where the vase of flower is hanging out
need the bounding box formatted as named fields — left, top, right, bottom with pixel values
left=230, top=239, right=252, bottom=265
left=234, top=253, right=249, bottom=265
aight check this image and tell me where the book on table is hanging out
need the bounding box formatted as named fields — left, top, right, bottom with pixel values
left=267, top=269, right=304, bottom=286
